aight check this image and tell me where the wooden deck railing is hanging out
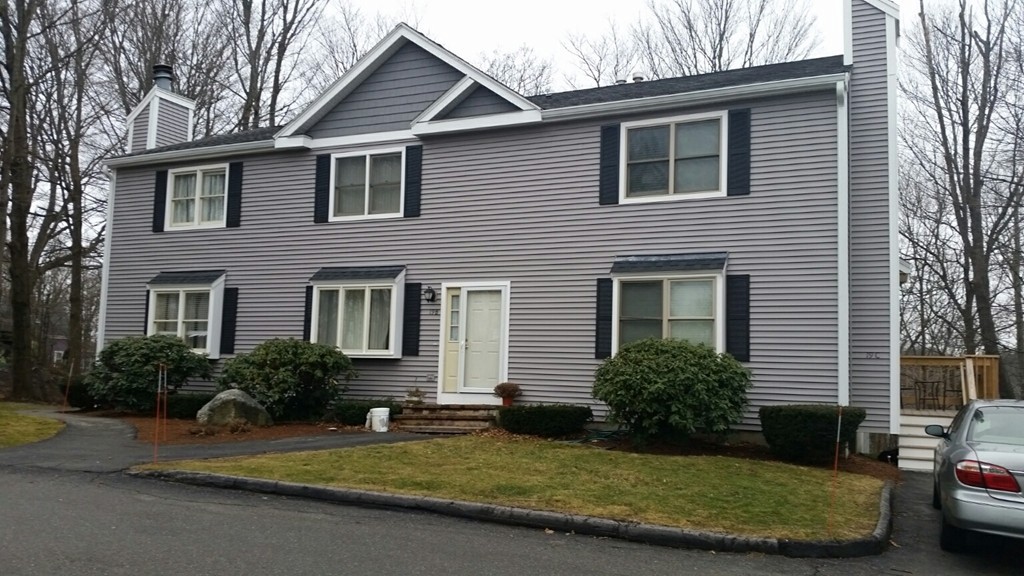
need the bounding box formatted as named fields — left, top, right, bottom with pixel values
left=900, top=355, right=1000, bottom=411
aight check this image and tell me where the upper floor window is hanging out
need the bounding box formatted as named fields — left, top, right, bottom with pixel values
left=168, top=165, right=227, bottom=229
left=615, top=274, right=723, bottom=352
left=330, top=149, right=404, bottom=220
left=621, top=112, right=726, bottom=203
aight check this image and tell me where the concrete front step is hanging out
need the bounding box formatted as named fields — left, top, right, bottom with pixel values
left=395, top=418, right=493, bottom=429
left=401, top=403, right=498, bottom=417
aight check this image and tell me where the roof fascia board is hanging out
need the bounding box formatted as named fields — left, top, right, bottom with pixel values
left=413, top=76, right=477, bottom=124
left=540, top=73, right=848, bottom=122
left=279, top=130, right=418, bottom=150
left=277, top=23, right=539, bottom=139
left=411, top=110, right=542, bottom=136
left=105, top=140, right=275, bottom=168
left=863, top=0, right=900, bottom=20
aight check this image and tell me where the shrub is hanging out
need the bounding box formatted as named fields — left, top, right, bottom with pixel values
left=85, top=336, right=212, bottom=412
left=497, top=404, right=593, bottom=437
left=65, top=374, right=97, bottom=410
left=326, top=398, right=403, bottom=426
left=592, top=338, right=751, bottom=443
left=165, top=392, right=217, bottom=420
left=759, top=405, right=867, bottom=464
left=219, top=339, right=357, bottom=421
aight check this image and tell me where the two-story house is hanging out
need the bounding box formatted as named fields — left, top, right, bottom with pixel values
left=99, top=0, right=901, bottom=437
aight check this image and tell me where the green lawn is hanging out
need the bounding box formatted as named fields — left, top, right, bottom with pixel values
left=0, top=403, right=64, bottom=448
left=142, top=435, right=884, bottom=540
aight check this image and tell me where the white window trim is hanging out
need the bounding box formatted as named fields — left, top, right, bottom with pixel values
left=619, top=110, right=729, bottom=204
left=611, top=271, right=726, bottom=354
left=146, top=276, right=225, bottom=359
left=328, top=146, right=406, bottom=222
left=165, top=163, right=229, bottom=231
left=310, top=270, right=406, bottom=359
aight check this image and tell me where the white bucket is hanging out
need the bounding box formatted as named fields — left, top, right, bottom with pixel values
left=368, top=407, right=390, bottom=432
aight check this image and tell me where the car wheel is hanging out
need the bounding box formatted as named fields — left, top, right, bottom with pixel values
left=932, top=481, right=941, bottom=510
left=939, top=514, right=966, bottom=553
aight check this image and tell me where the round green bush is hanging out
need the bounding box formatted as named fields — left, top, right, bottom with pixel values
left=85, top=335, right=212, bottom=412
left=592, top=338, right=751, bottom=443
left=219, top=338, right=357, bottom=421
left=759, top=404, right=867, bottom=464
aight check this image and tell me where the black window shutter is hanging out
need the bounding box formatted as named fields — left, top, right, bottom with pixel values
left=403, top=282, right=422, bottom=356
left=727, top=109, right=751, bottom=197
left=302, top=285, right=314, bottom=341
left=404, top=145, right=423, bottom=218
left=226, top=162, right=243, bottom=228
left=220, top=287, right=239, bottom=355
left=153, top=170, right=168, bottom=232
left=143, top=291, right=150, bottom=334
left=599, top=125, right=620, bottom=205
left=314, top=155, right=330, bottom=223
left=726, top=274, right=750, bottom=362
left=595, top=278, right=613, bottom=359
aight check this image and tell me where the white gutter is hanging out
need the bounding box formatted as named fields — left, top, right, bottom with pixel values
left=540, top=73, right=849, bottom=122
left=104, top=139, right=276, bottom=168
left=836, top=78, right=851, bottom=407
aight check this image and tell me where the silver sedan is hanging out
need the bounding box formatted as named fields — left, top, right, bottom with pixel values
left=925, top=399, right=1024, bottom=552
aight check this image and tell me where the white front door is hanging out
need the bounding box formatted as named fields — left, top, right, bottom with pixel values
left=438, top=282, right=509, bottom=404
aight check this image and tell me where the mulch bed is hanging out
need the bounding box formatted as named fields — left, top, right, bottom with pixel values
left=82, top=412, right=900, bottom=482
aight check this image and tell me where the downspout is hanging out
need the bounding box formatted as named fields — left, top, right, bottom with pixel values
left=837, top=79, right=851, bottom=407
left=95, top=168, right=115, bottom=357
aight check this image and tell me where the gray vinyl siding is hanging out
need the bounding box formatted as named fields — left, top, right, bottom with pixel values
left=103, top=91, right=840, bottom=427
left=307, top=42, right=464, bottom=138
left=130, top=106, right=149, bottom=152
left=849, top=0, right=894, bottom=432
left=441, top=86, right=519, bottom=119
left=155, top=100, right=190, bottom=148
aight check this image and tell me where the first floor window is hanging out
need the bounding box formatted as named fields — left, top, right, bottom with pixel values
left=169, top=165, right=227, bottom=227
left=618, top=277, right=717, bottom=348
left=315, top=285, right=395, bottom=354
left=333, top=151, right=402, bottom=218
left=152, top=290, right=211, bottom=351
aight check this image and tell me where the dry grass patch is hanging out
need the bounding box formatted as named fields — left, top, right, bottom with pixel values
left=0, top=403, right=64, bottom=448
left=142, top=435, right=884, bottom=540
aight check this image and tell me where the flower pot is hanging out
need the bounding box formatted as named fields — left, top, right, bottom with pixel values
left=501, top=397, right=514, bottom=407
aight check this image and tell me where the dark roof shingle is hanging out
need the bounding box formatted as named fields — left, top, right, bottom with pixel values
left=611, top=253, right=729, bottom=274
left=310, top=266, right=406, bottom=282
left=149, top=270, right=226, bottom=285
left=123, top=126, right=279, bottom=158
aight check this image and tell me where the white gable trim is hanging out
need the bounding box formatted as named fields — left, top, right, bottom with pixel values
left=276, top=130, right=418, bottom=150
left=277, top=23, right=539, bottom=138
left=863, top=0, right=900, bottom=20
left=146, top=97, right=160, bottom=149
left=413, top=76, right=477, bottom=124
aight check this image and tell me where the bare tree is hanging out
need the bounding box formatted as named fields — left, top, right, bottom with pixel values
left=901, top=0, right=1024, bottom=398
left=563, top=21, right=638, bottom=88
left=229, top=0, right=323, bottom=130
left=634, top=0, right=819, bottom=79
left=306, top=3, right=395, bottom=95
left=478, top=45, right=553, bottom=96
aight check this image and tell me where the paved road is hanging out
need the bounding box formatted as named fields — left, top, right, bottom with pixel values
left=0, top=411, right=1019, bottom=575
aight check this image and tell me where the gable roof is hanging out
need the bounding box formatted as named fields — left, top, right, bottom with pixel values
left=278, top=23, right=539, bottom=138
left=531, top=56, right=848, bottom=110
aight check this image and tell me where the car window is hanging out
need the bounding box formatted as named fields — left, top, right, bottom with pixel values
left=967, top=406, right=1024, bottom=445
left=947, top=405, right=970, bottom=437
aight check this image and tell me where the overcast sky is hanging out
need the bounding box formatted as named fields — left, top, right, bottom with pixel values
left=346, top=0, right=918, bottom=88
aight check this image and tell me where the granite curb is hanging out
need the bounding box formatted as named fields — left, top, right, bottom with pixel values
left=129, top=469, right=893, bottom=558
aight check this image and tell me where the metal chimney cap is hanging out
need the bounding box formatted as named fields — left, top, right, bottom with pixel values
left=152, top=64, right=174, bottom=91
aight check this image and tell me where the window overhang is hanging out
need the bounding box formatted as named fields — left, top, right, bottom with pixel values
left=610, top=253, right=728, bottom=275
left=309, top=266, right=406, bottom=284
left=148, top=270, right=226, bottom=286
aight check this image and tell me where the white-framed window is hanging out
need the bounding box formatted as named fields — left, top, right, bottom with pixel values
left=147, top=276, right=225, bottom=358
left=613, top=273, right=725, bottom=353
left=620, top=111, right=727, bottom=203
left=311, top=275, right=405, bottom=358
left=167, top=164, right=228, bottom=229
left=329, top=148, right=404, bottom=221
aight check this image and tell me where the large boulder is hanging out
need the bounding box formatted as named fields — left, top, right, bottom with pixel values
left=197, top=389, right=273, bottom=427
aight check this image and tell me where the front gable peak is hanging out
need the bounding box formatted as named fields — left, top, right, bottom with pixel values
left=277, top=23, right=540, bottom=140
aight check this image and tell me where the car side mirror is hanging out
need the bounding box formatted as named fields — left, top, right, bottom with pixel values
left=924, top=424, right=948, bottom=438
